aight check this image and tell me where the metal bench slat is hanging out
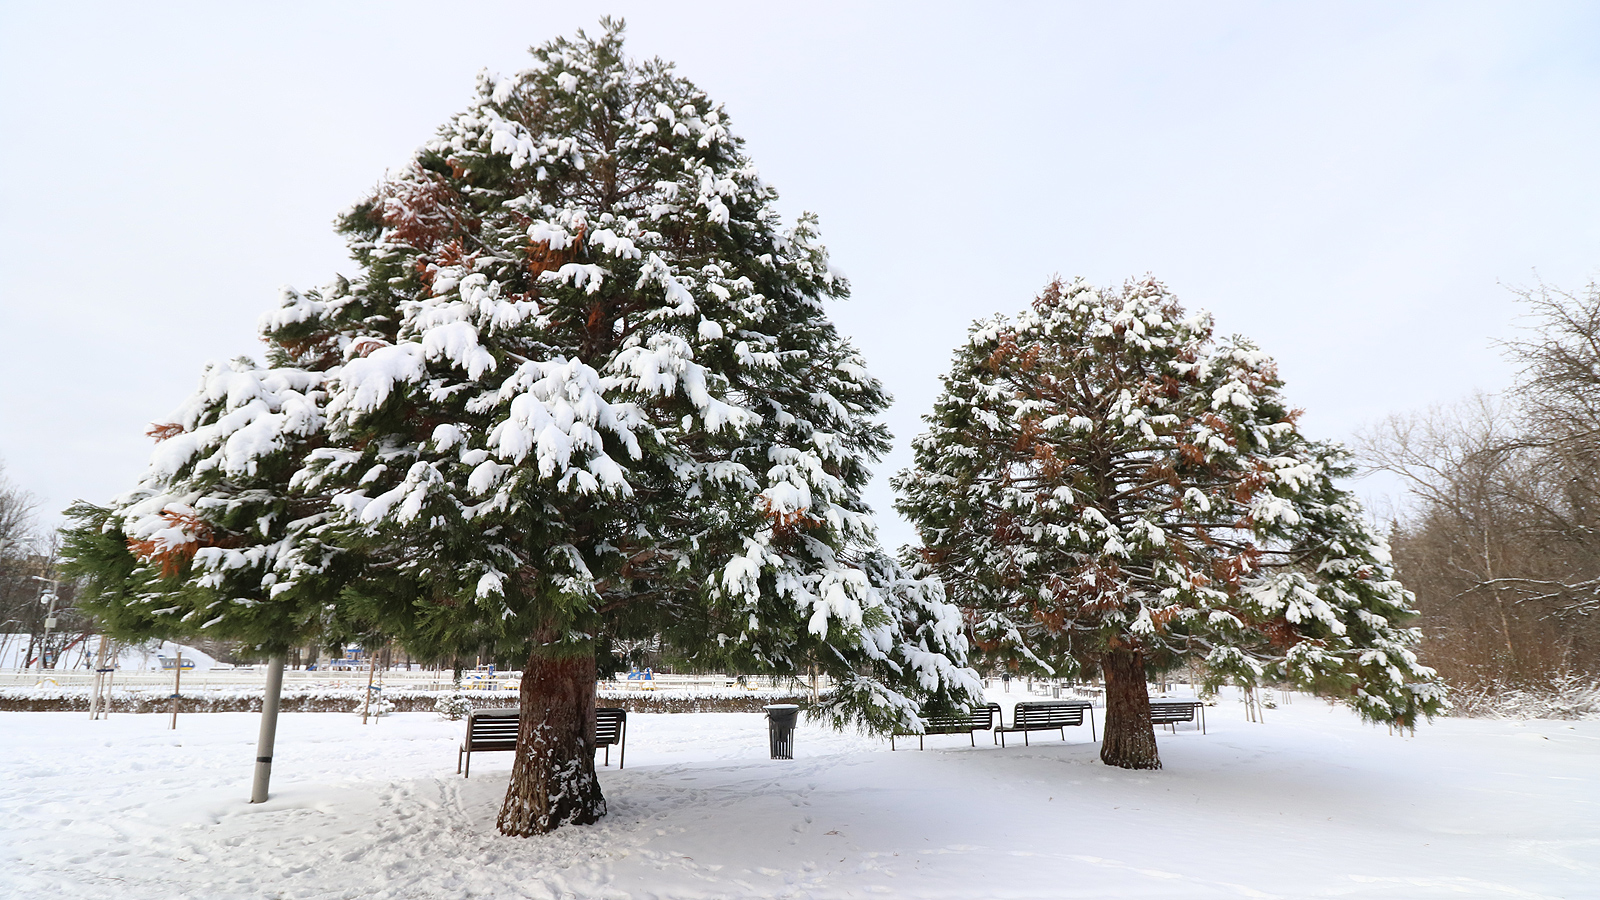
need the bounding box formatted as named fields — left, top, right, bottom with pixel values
left=1147, top=700, right=1206, bottom=734
left=995, top=701, right=1096, bottom=747
left=889, top=704, right=997, bottom=750
left=459, top=707, right=628, bottom=776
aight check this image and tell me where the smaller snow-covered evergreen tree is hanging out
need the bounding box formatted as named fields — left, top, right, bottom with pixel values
left=895, top=278, right=1446, bottom=769
left=435, top=692, right=474, bottom=720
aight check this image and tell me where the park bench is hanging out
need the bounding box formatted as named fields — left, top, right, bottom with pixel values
left=457, top=707, right=628, bottom=777
left=1148, top=699, right=1206, bottom=734
left=595, top=707, right=627, bottom=767
left=995, top=700, right=1096, bottom=747
left=890, top=703, right=1000, bottom=750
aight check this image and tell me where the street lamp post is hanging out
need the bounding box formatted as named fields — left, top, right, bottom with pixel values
left=32, top=575, right=59, bottom=677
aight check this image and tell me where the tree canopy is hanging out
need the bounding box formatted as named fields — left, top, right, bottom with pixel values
left=895, top=277, right=1445, bottom=768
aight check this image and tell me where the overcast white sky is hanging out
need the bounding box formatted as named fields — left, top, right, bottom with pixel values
left=2, top=2, right=1597, bottom=550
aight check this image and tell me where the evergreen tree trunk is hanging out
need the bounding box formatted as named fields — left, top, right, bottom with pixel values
left=496, top=642, right=606, bottom=836
left=1100, top=648, right=1161, bottom=770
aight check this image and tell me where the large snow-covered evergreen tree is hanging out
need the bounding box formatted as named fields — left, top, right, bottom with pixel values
left=894, top=277, right=1445, bottom=769
left=64, top=21, right=978, bottom=835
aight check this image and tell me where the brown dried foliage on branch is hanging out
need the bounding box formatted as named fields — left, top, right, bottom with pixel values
left=375, top=166, right=477, bottom=254
left=527, top=223, right=587, bottom=280
left=415, top=239, right=482, bottom=296
left=126, top=509, right=224, bottom=578
left=349, top=338, right=388, bottom=359
left=756, top=494, right=822, bottom=537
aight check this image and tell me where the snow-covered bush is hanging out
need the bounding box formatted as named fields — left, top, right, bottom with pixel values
left=435, top=693, right=473, bottom=721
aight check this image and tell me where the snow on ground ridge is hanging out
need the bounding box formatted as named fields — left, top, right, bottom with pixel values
left=1, top=688, right=1597, bottom=899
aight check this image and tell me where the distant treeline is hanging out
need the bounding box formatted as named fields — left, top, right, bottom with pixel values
left=1363, top=277, right=1600, bottom=702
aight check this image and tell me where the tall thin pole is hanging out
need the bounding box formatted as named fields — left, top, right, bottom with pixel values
left=106, top=644, right=116, bottom=717
left=169, top=650, right=182, bottom=729
left=89, top=636, right=111, bottom=720
left=32, top=576, right=58, bottom=677
left=362, top=646, right=377, bottom=724
left=251, top=653, right=286, bottom=803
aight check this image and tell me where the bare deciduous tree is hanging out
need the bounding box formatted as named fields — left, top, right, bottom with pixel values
left=1362, top=278, right=1600, bottom=689
left=1, top=461, right=46, bottom=666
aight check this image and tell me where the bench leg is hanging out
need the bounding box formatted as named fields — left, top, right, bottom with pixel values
left=604, top=745, right=610, bottom=766
left=619, top=721, right=625, bottom=770
left=1090, top=708, right=1097, bottom=742
left=464, top=748, right=471, bottom=779
left=890, top=735, right=896, bottom=751
left=919, top=735, right=924, bottom=751
left=970, top=731, right=975, bottom=747
left=1023, top=731, right=1029, bottom=747
left=457, top=746, right=463, bottom=775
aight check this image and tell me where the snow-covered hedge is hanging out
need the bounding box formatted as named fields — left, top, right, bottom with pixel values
left=1445, top=676, right=1600, bottom=720
left=0, top=685, right=815, bottom=714
left=0, top=685, right=454, bottom=713
left=597, top=688, right=814, bottom=714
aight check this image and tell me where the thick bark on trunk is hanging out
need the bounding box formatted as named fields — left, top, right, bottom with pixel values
left=496, top=645, right=606, bottom=836
left=1100, top=648, right=1161, bottom=770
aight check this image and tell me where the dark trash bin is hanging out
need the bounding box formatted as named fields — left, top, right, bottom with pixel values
left=765, top=704, right=799, bottom=759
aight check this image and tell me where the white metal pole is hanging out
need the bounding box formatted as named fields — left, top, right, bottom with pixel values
left=362, top=647, right=377, bottom=724
left=105, top=643, right=117, bottom=717
left=170, top=650, right=183, bottom=729
left=251, top=653, right=287, bottom=803
left=89, top=636, right=110, bottom=720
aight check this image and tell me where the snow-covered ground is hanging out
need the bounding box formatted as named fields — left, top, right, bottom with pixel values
left=2, top=690, right=1595, bottom=899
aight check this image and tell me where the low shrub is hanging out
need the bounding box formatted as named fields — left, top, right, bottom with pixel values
left=435, top=693, right=473, bottom=721
left=1445, top=675, right=1600, bottom=720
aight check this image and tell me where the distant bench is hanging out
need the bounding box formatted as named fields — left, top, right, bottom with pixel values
left=890, top=703, right=1001, bottom=750
left=457, top=707, right=627, bottom=777
left=995, top=700, right=1096, bottom=747
left=1148, top=699, right=1206, bottom=734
